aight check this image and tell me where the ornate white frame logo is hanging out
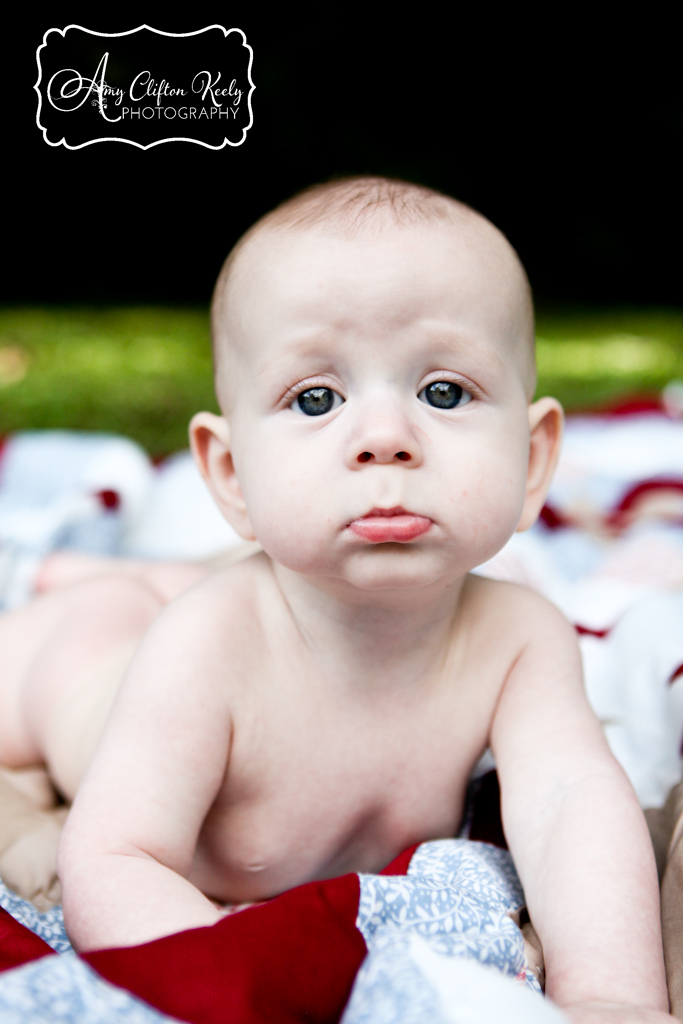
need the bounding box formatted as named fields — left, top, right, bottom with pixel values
left=35, top=24, right=255, bottom=150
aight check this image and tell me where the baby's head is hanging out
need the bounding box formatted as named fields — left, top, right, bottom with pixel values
left=192, top=177, right=562, bottom=592
left=210, top=177, right=536, bottom=411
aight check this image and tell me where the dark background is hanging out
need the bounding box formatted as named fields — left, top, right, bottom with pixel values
left=6, top=11, right=681, bottom=308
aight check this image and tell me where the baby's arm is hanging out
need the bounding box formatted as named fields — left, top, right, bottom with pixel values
left=490, top=593, right=673, bottom=1023
left=58, top=588, right=233, bottom=950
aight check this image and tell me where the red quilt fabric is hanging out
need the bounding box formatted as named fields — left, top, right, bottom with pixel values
left=0, top=845, right=419, bottom=1024
left=87, top=873, right=366, bottom=1024
left=0, top=907, right=55, bottom=972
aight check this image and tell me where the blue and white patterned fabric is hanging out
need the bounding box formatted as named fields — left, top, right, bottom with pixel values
left=0, top=955, right=176, bottom=1024
left=0, top=880, right=173, bottom=1022
left=1, top=841, right=549, bottom=1023
left=0, top=879, right=71, bottom=954
left=342, top=933, right=565, bottom=1024
left=343, top=839, right=550, bottom=1024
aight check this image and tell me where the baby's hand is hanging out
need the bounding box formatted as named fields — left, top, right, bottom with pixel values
left=564, top=1002, right=679, bottom=1024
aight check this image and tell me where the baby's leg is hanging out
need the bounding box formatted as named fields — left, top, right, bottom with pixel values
left=36, top=551, right=211, bottom=604
left=37, top=544, right=261, bottom=602
left=0, top=576, right=163, bottom=795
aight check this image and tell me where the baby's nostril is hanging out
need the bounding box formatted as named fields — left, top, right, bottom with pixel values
left=396, top=451, right=411, bottom=461
left=358, top=452, right=372, bottom=463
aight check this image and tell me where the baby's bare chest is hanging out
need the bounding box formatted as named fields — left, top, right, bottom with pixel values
left=190, top=659, right=500, bottom=902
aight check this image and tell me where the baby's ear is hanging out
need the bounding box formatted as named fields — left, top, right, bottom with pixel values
left=189, top=412, right=257, bottom=541
left=517, top=397, right=564, bottom=532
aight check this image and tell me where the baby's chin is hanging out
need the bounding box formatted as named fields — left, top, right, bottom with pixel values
left=275, top=545, right=473, bottom=597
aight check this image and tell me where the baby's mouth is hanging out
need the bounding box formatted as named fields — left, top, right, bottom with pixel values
left=347, top=507, right=433, bottom=543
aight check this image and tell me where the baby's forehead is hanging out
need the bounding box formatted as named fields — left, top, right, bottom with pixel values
left=226, top=214, right=525, bottom=312
left=213, top=216, right=535, bottom=401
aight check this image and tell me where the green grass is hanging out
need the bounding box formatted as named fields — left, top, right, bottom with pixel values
left=0, top=307, right=681, bottom=455
left=535, top=309, right=683, bottom=411
left=0, top=308, right=218, bottom=455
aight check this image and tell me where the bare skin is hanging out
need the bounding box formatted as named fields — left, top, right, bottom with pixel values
left=0, top=209, right=675, bottom=1023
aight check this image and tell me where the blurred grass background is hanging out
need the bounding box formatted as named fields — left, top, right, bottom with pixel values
left=0, top=308, right=217, bottom=456
left=0, top=307, right=682, bottom=456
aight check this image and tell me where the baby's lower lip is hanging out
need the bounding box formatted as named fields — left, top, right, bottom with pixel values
left=348, top=512, right=432, bottom=543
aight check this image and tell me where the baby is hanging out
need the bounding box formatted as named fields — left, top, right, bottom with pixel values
left=0, top=177, right=674, bottom=1023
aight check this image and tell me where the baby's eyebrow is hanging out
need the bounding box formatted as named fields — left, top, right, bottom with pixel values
left=253, top=338, right=334, bottom=385
left=252, top=328, right=509, bottom=393
left=424, top=335, right=505, bottom=373
left=400, top=330, right=510, bottom=392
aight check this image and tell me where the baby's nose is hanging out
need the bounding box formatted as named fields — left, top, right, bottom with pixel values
left=356, top=449, right=412, bottom=464
left=346, top=400, right=423, bottom=468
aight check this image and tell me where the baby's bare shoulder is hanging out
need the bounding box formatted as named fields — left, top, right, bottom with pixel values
left=456, top=569, right=581, bottom=696
left=159, top=551, right=270, bottom=638
left=465, top=572, right=574, bottom=632
left=465, top=576, right=589, bottom=744
left=126, top=552, right=274, bottom=696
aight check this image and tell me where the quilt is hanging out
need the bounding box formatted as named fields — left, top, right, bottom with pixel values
left=0, top=839, right=559, bottom=1024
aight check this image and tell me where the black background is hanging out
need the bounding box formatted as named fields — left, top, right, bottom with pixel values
left=6, top=9, right=681, bottom=307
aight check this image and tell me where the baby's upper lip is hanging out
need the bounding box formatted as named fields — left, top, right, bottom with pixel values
left=355, top=506, right=424, bottom=520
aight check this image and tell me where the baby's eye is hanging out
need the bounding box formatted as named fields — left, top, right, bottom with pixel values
left=295, top=387, right=344, bottom=416
left=418, top=381, right=471, bottom=409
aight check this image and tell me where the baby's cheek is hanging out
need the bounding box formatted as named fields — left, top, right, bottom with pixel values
left=455, top=457, right=526, bottom=550
left=245, top=480, right=324, bottom=568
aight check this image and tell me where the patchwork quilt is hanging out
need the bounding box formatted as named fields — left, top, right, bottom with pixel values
left=0, top=840, right=558, bottom=1024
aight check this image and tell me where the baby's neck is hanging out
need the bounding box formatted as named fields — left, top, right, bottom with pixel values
left=271, top=562, right=467, bottom=693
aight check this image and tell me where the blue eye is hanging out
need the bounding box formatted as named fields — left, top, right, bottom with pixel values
left=418, top=381, right=470, bottom=409
left=296, top=387, right=344, bottom=416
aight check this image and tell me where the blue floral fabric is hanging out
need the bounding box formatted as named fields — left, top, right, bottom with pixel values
left=0, top=879, right=72, bottom=954
left=342, top=839, right=544, bottom=1024
left=0, top=840, right=542, bottom=1023
left=0, top=879, right=173, bottom=1022
left=0, top=954, right=177, bottom=1024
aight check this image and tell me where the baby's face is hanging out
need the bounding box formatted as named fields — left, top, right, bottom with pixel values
left=217, top=221, right=540, bottom=592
